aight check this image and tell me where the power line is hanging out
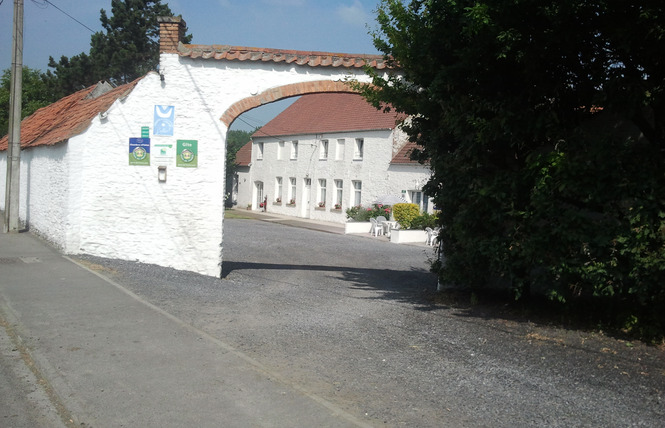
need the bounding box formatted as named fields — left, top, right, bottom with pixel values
left=32, top=0, right=96, bottom=33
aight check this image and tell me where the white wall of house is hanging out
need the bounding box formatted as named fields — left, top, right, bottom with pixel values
left=0, top=142, right=71, bottom=246
left=386, top=164, right=435, bottom=213
left=242, top=129, right=433, bottom=223
left=1, top=53, right=374, bottom=276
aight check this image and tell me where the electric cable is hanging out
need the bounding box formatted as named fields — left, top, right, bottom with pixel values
left=33, top=0, right=96, bottom=33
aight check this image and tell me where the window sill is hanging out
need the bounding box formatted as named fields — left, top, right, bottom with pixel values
left=330, top=208, right=342, bottom=213
left=273, top=202, right=282, bottom=206
left=286, top=203, right=296, bottom=207
left=315, top=207, right=326, bottom=211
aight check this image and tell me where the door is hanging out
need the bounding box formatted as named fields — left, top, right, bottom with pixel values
left=302, top=178, right=311, bottom=218
left=255, top=181, right=264, bottom=210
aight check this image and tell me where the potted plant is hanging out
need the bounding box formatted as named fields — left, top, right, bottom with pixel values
left=334, top=203, right=342, bottom=210
left=318, top=202, right=325, bottom=208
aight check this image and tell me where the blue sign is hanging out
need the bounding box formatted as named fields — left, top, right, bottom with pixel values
left=129, top=138, right=150, bottom=166
left=153, top=105, right=175, bottom=136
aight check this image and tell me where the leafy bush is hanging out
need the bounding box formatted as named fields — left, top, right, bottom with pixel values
left=393, top=203, right=420, bottom=229
left=346, top=204, right=392, bottom=221
left=411, top=211, right=439, bottom=230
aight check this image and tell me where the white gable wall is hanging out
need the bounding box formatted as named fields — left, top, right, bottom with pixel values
left=386, top=164, right=435, bottom=211
left=65, top=72, right=226, bottom=275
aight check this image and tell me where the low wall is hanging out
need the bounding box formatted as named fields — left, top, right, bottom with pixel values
left=345, top=221, right=372, bottom=234
left=390, top=229, right=427, bottom=244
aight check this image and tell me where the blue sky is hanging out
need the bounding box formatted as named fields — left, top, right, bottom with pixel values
left=0, top=0, right=384, bottom=130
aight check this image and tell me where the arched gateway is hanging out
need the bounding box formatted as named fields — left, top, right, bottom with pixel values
left=153, top=17, right=388, bottom=276
left=0, top=17, right=389, bottom=277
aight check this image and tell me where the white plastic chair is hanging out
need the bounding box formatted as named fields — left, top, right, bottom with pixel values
left=425, top=227, right=438, bottom=246
left=375, top=216, right=387, bottom=236
left=370, top=218, right=383, bottom=236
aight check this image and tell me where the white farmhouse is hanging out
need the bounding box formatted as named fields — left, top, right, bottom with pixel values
left=235, top=93, right=433, bottom=222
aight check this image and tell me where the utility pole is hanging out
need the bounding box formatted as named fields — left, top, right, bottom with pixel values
left=4, top=0, right=23, bottom=233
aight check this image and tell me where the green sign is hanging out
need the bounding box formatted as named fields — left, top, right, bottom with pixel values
left=176, top=140, right=198, bottom=168
left=129, top=138, right=150, bottom=166
left=141, top=126, right=150, bottom=138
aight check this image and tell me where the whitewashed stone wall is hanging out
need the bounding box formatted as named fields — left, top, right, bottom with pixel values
left=385, top=164, right=435, bottom=211
left=1, top=54, right=374, bottom=276
left=0, top=142, right=70, bottom=246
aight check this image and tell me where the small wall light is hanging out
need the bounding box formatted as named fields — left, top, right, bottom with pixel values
left=158, top=166, right=167, bottom=182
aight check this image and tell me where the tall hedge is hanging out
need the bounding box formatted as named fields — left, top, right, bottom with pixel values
left=360, top=0, right=665, bottom=341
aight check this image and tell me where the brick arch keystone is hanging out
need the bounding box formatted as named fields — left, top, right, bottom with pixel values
left=220, top=80, right=358, bottom=128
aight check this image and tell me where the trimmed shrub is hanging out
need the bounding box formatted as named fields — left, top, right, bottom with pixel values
left=393, top=203, right=420, bottom=229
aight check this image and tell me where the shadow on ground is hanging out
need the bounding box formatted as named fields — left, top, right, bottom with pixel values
left=222, top=260, right=440, bottom=309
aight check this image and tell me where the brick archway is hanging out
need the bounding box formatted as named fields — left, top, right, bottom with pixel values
left=220, top=80, right=358, bottom=128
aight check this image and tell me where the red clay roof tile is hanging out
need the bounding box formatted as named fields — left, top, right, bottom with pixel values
left=234, top=141, right=252, bottom=166
left=0, top=79, right=141, bottom=151
left=178, top=43, right=389, bottom=70
left=252, top=93, right=401, bottom=138
left=391, top=141, right=423, bottom=165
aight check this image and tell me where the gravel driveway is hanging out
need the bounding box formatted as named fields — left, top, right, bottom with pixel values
left=77, top=217, right=664, bottom=427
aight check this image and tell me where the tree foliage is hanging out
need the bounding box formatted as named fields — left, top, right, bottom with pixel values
left=360, top=0, right=665, bottom=340
left=225, top=129, right=253, bottom=207
left=46, top=0, right=191, bottom=98
left=0, top=67, right=56, bottom=136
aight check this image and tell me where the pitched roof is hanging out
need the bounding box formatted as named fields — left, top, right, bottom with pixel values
left=391, top=141, right=423, bottom=165
left=178, top=43, right=388, bottom=70
left=252, top=93, right=401, bottom=138
left=235, top=141, right=252, bottom=166
left=0, top=79, right=140, bottom=151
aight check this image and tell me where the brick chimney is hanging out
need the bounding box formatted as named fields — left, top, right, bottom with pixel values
left=157, top=16, right=187, bottom=53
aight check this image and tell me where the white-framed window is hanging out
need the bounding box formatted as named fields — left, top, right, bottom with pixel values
left=320, top=139, right=329, bottom=160
left=353, top=138, right=364, bottom=160
left=275, top=177, right=283, bottom=202
left=352, top=180, right=362, bottom=206
left=290, top=141, right=298, bottom=159
left=289, top=177, right=296, bottom=204
left=335, top=139, right=345, bottom=160
left=334, top=179, right=343, bottom=209
left=256, top=142, right=264, bottom=160
left=318, top=179, right=327, bottom=207
left=278, top=141, right=285, bottom=160
left=410, top=191, right=429, bottom=212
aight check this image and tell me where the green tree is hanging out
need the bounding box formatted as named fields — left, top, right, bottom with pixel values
left=225, top=129, right=253, bottom=207
left=0, top=67, right=55, bottom=137
left=47, top=0, right=191, bottom=97
left=360, top=0, right=665, bottom=339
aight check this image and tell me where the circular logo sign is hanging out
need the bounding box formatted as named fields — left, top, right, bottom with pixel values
left=132, top=146, right=147, bottom=160
left=180, top=149, right=194, bottom=163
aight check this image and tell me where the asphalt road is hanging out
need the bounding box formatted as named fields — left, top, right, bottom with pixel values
left=72, top=217, right=664, bottom=427
left=0, top=315, right=65, bottom=428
